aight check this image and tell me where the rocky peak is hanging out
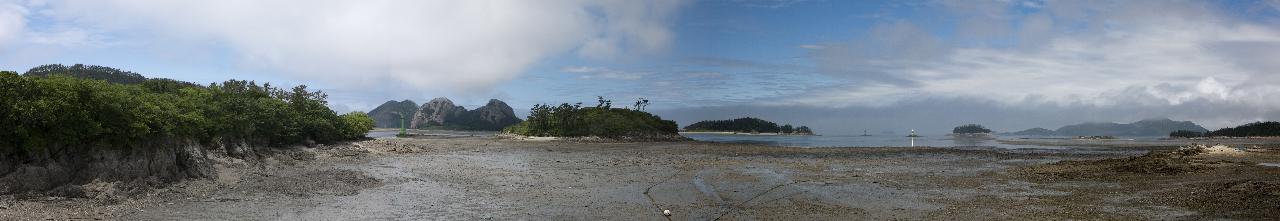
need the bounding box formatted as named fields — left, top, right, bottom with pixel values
left=410, top=97, right=467, bottom=128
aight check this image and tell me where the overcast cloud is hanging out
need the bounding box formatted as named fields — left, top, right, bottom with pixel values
left=0, top=0, right=684, bottom=93
left=2, top=0, right=1278, bottom=133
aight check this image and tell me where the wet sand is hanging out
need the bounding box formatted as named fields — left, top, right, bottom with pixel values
left=3, top=136, right=1278, bottom=220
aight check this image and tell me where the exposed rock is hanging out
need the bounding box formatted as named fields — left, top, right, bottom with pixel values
left=407, top=97, right=523, bottom=130
left=0, top=138, right=214, bottom=195
left=409, top=97, right=467, bottom=128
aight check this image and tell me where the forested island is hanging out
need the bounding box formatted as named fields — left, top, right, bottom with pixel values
left=1170, top=121, right=1280, bottom=138
left=502, top=97, right=684, bottom=140
left=952, top=124, right=992, bottom=134
left=1, top=64, right=373, bottom=194
left=682, top=117, right=814, bottom=135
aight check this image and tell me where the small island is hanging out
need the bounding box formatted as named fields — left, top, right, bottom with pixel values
left=502, top=97, right=685, bottom=141
left=682, top=117, right=815, bottom=135
left=951, top=124, right=993, bottom=136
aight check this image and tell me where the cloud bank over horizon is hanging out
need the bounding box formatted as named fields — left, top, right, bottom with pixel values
left=0, top=0, right=685, bottom=93
left=647, top=0, right=1280, bottom=134
left=2, top=0, right=1279, bottom=133
left=781, top=0, right=1280, bottom=110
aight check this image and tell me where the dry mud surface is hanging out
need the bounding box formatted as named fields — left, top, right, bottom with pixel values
left=3, top=136, right=1278, bottom=220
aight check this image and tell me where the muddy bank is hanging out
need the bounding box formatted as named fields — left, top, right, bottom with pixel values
left=0, top=141, right=383, bottom=220
left=0, top=138, right=214, bottom=196
left=1014, top=144, right=1280, bottom=220
left=4, top=136, right=1279, bottom=220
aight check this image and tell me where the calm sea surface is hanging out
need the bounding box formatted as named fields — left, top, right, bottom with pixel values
left=680, top=133, right=1164, bottom=149
left=368, top=130, right=1169, bottom=149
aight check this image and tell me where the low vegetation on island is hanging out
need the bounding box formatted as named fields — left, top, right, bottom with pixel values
left=682, top=117, right=814, bottom=135
left=502, top=97, right=682, bottom=140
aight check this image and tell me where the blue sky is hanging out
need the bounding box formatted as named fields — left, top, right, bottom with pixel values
left=3, top=0, right=1280, bottom=134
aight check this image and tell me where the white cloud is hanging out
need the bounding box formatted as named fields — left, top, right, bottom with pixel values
left=797, top=44, right=825, bottom=50
left=0, top=1, right=25, bottom=46
left=30, top=0, right=685, bottom=92
left=561, top=66, right=647, bottom=80
left=793, top=1, right=1280, bottom=111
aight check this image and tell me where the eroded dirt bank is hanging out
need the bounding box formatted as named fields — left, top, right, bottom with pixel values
left=3, top=136, right=1278, bottom=220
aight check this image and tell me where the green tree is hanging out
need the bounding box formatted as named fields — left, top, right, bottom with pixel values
left=952, top=124, right=992, bottom=134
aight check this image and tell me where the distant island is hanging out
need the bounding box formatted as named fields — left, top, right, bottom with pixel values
left=952, top=124, right=992, bottom=135
left=503, top=97, right=684, bottom=140
left=1003, top=127, right=1057, bottom=136
left=682, top=117, right=815, bottom=135
left=367, top=97, right=523, bottom=131
left=1002, top=118, right=1208, bottom=137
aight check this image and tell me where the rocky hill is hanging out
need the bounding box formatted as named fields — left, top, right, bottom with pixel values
left=1055, top=118, right=1208, bottom=136
left=400, top=97, right=522, bottom=131
left=454, top=99, right=524, bottom=131
left=1002, top=127, right=1058, bottom=136
left=367, top=100, right=418, bottom=128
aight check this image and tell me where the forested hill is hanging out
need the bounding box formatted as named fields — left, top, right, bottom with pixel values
left=1056, top=118, right=1207, bottom=136
left=683, top=117, right=814, bottom=135
left=368, top=100, right=418, bottom=128
left=23, top=64, right=149, bottom=84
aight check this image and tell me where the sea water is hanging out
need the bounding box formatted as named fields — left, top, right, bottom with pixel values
left=681, top=133, right=1074, bottom=149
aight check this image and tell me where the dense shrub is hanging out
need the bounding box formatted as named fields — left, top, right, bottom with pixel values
left=340, top=112, right=376, bottom=140
left=503, top=98, right=678, bottom=137
left=0, top=70, right=373, bottom=156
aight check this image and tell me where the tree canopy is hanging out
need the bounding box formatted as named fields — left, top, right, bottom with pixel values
left=683, top=117, right=815, bottom=135
left=503, top=97, right=678, bottom=138
left=1, top=67, right=373, bottom=157
left=23, top=64, right=149, bottom=84
left=952, top=124, right=992, bottom=134
left=683, top=117, right=781, bottom=133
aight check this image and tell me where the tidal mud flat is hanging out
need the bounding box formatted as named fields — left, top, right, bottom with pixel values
left=3, top=136, right=1278, bottom=220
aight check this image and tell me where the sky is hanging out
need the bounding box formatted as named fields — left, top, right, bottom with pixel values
left=2, top=0, right=1279, bottom=135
